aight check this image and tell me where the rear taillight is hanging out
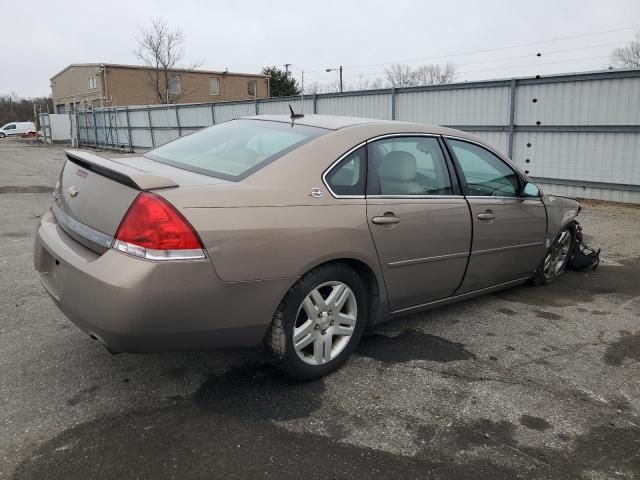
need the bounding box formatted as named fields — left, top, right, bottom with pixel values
left=112, top=192, right=205, bottom=261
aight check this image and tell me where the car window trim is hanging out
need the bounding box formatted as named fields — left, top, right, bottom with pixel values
left=367, top=195, right=465, bottom=199
left=364, top=133, right=459, bottom=198
left=322, top=142, right=367, bottom=199
left=443, top=136, right=529, bottom=199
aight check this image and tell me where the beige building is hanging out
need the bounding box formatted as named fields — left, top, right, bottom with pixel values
left=51, top=63, right=269, bottom=113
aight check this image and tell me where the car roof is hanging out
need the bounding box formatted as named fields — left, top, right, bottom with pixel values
left=241, top=114, right=476, bottom=138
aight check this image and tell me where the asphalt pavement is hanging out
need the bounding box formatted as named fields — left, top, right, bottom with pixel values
left=1, top=138, right=639, bottom=479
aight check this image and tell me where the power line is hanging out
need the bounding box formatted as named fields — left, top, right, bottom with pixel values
left=457, top=55, right=612, bottom=75
left=306, top=54, right=614, bottom=84
left=302, top=25, right=639, bottom=74
left=303, top=41, right=627, bottom=83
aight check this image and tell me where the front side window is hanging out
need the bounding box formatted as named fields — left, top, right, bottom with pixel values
left=209, top=77, right=220, bottom=95
left=448, top=139, right=519, bottom=197
left=168, top=75, right=181, bottom=94
left=145, top=119, right=327, bottom=181
left=325, top=147, right=366, bottom=196
left=367, top=137, right=453, bottom=196
left=247, top=80, right=257, bottom=97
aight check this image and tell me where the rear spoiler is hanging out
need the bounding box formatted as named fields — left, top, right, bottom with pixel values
left=64, top=150, right=179, bottom=190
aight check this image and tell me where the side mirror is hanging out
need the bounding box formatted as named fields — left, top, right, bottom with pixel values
left=522, top=182, right=542, bottom=198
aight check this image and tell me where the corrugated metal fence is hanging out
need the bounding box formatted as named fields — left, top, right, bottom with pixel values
left=73, top=69, right=640, bottom=203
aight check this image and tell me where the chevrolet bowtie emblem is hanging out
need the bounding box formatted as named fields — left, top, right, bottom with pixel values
left=68, top=186, right=79, bottom=198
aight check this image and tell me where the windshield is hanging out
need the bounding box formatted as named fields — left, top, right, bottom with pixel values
left=145, top=119, right=328, bottom=181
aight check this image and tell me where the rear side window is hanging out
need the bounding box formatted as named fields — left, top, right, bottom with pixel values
left=367, top=137, right=453, bottom=195
left=145, top=120, right=328, bottom=181
left=325, top=147, right=366, bottom=196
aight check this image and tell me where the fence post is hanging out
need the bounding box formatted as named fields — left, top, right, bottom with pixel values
left=74, top=111, right=80, bottom=147
left=125, top=106, right=133, bottom=153
left=255, top=99, right=259, bottom=115
left=313, top=94, right=317, bottom=114
left=210, top=103, right=216, bottom=125
left=391, top=87, right=396, bottom=120
left=507, top=78, right=517, bottom=158
left=81, top=111, right=87, bottom=147
left=92, top=109, right=98, bottom=148
left=174, top=105, right=181, bottom=137
left=103, top=108, right=109, bottom=148
left=147, top=106, right=155, bottom=148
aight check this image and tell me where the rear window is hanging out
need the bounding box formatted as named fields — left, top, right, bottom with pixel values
left=145, top=119, right=328, bottom=181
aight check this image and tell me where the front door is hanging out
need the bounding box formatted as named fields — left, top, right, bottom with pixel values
left=445, top=138, right=547, bottom=293
left=366, top=136, right=472, bottom=311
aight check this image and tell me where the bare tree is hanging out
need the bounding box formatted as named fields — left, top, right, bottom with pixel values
left=385, top=63, right=457, bottom=87
left=350, top=75, right=372, bottom=91
left=385, top=64, right=416, bottom=87
left=412, top=63, right=457, bottom=85
left=134, top=18, right=198, bottom=103
left=302, top=81, right=323, bottom=95
left=369, top=77, right=387, bottom=90
left=610, top=32, right=640, bottom=68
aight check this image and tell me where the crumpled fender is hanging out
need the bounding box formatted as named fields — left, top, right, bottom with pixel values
left=542, top=194, right=581, bottom=246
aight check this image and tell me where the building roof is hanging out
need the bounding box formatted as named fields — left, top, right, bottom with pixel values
left=50, top=63, right=268, bottom=81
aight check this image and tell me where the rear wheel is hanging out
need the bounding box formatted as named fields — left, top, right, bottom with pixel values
left=531, top=225, right=574, bottom=286
left=264, top=263, right=368, bottom=380
left=0, top=133, right=5, bottom=138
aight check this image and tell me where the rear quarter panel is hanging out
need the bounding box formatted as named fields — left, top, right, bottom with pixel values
left=181, top=202, right=380, bottom=281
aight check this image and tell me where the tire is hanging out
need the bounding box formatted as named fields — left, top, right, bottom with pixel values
left=264, top=263, right=369, bottom=380
left=0, top=133, right=5, bottom=138
left=530, top=225, right=575, bottom=286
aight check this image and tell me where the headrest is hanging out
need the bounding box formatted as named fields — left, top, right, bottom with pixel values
left=378, top=151, right=417, bottom=181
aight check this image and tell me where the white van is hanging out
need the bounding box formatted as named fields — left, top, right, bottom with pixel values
left=0, top=122, right=37, bottom=138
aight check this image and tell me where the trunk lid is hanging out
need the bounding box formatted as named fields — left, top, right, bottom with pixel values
left=53, top=150, right=226, bottom=252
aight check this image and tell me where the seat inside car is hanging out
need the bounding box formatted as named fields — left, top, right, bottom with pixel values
left=378, top=150, right=423, bottom=195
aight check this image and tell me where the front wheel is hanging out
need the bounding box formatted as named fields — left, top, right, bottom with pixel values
left=264, top=263, right=368, bottom=380
left=530, top=226, right=574, bottom=286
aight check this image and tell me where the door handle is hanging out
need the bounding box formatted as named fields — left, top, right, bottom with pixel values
left=477, top=211, right=496, bottom=221
left=372, top=215, right=401, bottom=225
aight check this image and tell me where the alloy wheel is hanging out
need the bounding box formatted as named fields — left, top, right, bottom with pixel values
left=543, top=230, right=572, bottom=281
left=293, top=281, right=358, bottom=366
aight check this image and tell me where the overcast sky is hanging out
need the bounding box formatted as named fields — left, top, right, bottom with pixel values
left=2, top=0, right=639, bottom=97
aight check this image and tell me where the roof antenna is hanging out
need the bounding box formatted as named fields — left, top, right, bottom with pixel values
left=289, top=104, right=304, bottom=119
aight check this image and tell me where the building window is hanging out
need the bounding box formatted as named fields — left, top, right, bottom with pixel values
left=168, top=75, right=181, bottom=95
left=56, top=104, right=66, bottom=114
left=247, top=80, right=257, bottom=97
left=209, top=77, right=220, bottom=96
left=87, top=77, right=97, bottom=89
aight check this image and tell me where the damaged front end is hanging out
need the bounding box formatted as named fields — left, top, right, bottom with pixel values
left=567, top=223, right=601, bottom=271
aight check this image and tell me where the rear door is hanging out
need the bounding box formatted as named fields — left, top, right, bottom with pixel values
left=444, top=137, right=547, bottom=293
left=365, top=135, right=472, bottom=311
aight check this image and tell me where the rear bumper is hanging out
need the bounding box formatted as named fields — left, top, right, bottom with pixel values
left=34, top=208, right=293, bottom=353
